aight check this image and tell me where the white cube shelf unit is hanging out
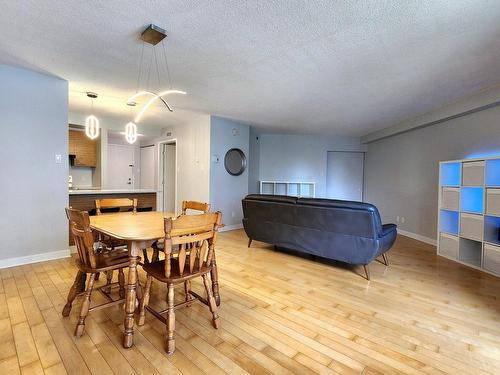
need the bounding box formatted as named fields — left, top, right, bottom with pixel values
left=259, top=180, right=316, bottom=198
left=438, top=156, right=500, bottom=277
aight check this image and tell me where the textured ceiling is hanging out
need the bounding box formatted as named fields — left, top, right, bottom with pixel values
left=1, top=1, right=499, bottom=135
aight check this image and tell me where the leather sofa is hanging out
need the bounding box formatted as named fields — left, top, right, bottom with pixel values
left=241, top=194, right=397, bottom=279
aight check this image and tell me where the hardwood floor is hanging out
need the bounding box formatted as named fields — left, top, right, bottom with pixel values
left=1, top=229, right=500, bottom=374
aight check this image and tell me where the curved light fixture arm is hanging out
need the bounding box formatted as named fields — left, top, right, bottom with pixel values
left=126, top=90, right=186, bottom=123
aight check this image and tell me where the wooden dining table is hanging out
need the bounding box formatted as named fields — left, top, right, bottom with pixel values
left=89, top=211, right=221, bottom=348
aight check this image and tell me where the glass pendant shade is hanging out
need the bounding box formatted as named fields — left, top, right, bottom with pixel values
left=125, top=122, right=138, bottom=144
left=85, top=115, right=99, bottom=139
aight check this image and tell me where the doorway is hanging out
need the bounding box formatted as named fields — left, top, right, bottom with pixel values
left=160, top=141, right=177, bottom=212
left=326, top=151, right=364, bottom=201
left=107, top=144, right=135, bottom=189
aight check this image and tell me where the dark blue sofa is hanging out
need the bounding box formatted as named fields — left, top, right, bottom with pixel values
left=242, top=194, right=397, bottom=279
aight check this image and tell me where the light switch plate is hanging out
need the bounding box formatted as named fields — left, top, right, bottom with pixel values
left=55, top=154, right=62, bottom=164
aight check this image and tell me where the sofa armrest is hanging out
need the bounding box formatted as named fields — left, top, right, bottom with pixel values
left=381, top=223, right=397, bottom=236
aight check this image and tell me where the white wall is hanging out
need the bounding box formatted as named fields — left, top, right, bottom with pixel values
left=209, top=116, right=250, bottom=227
left=255, top=134, right=366, bottom=197
left=364, top=98, right=500, bottom=242
left=151, top=114, right=211, bottom=213
left=0, top=64, right=68, bottom=265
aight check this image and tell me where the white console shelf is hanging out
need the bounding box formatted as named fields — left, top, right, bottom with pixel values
left=260, top=180, right=316, bottom=198
left=438, top=156, right=500, bottom=277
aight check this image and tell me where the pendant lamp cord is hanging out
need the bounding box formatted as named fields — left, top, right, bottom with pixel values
left=162, top=40, right=173, bottom=89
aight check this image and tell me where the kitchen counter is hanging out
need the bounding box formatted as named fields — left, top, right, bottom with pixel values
left=68, top=189, right=158, bottom=245
left=69, top=189, right=157, bottom=195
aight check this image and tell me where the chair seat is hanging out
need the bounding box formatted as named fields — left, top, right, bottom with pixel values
left=143, top=259, right=211, bottom=283
left=76, top=248, right=131, bottom=273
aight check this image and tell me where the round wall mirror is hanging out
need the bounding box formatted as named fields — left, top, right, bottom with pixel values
left=224, top=148, right=247, bottom=176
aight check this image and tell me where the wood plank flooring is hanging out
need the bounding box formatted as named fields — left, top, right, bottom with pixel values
left=1, top=229, right=499, bottom=374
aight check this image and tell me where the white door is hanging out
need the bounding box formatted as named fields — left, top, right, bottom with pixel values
left=107, top=144, right=135, bottom=189
left=140, top=146, right=155, bottom=189
left=162, top=143, right=176, bottom=212
left=326, top=151, right=364, bottom=201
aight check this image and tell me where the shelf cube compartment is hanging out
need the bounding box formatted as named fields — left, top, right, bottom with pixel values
left=460, top=187, right=484, bottom=214
left=441, top=187, right=460, bottom=211
left=462, top=161, right=484, bottom=186
left=459, top=238, right=482, bottom=268
left=485, top=159, right=500, bottom=186
left=439, top=233, right=459, bottom=259
left=486, top=188, right=500, bottom=216
left=439, top=210, right=459, bottom=235
left=261, top=182, right=274, bottom=195
left=460, top=213, right=483, bottom=241
left=484, top=244, right=500, bottom=275
left=440, top=162, right=461, bottom=186
left=484, top=215, right=500, bottom=246
left=288, top=183, right=299, bottom=196
left=275, top=183, right=287, bottom=195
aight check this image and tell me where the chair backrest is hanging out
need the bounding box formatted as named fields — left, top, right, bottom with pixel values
left=163, top=212, right=222, bottom=278
left=181, top=200, right=210, bottom=214
left=65, top=208, right=97, bottom=269
left=95, top=198, right=137, bottom=215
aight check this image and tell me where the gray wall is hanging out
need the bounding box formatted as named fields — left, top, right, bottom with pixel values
left=256, top=134, right=365, bottom=197
left=364, top=104, right=500, bottom=241
left=0, top=64, right=68, bottom=261
left=209, top=116, right=250, bottom=227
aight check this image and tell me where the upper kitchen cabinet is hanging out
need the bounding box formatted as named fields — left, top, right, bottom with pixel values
left=69, top=129, right=98, bottom=167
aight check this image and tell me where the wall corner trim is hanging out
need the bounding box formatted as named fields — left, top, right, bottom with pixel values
left=397, top=229, right=437, bottom=247
left=0, top=249, right=71, bottom=269
left=361, top=85, right=500, bottom=144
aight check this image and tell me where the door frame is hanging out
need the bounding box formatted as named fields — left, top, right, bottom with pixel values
left=157, top=139, right=178, bottom=214
left=107, top=143, right=136, bottom=189
left=325, top=151, right=365, bottom=201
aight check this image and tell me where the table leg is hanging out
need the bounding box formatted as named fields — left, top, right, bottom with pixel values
left=210, top=253, right=220, bottom=306
left=123, top=241, right=139, bottom=348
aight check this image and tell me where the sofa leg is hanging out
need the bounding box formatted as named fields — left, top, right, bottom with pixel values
left=248, top=238, right=252, bottom=248
left=382, top=253, right=389, bottom=266
left=363, top=265, right=370, bottom=281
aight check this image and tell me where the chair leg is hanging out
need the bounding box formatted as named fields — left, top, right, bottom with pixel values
left=104, top=270, right=113, bottom=294
left=166, top=283, right=176, bottom=355
left=136, top=279, right=143, bottom=304
left=62, top=271, right=83, bottom=317
left=382, top=252, right=389, bottom=266
left=248, top=238, right=252, bottom=248
left=75, top=272, right=95, bottom=337
left=118, top=269, right=125, bottom=299
left=142, top=248, right=150, bottom=264
left=363, top=265, right=370, bottom=281
left=138, top=275, right=152, bottom=326
left=184, top=280, right=192, bottom=306
left=202, top=274, right=220, bottom=329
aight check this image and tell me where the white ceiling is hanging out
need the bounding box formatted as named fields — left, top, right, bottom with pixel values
left=1, top=1, right=499, bottom=136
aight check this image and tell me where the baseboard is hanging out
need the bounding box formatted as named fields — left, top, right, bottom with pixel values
left=220, top=223, right=243, bottom=232
left=0, top=249, right=71, bottom=269
left=397, top=229, right=437, bottom=246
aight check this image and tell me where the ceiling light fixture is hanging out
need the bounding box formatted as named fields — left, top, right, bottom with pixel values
left=126, top=24, right=186, bottom=123
left=125, top=122, right=138, bottom=144
left=85, top=92, right=99, bottom=140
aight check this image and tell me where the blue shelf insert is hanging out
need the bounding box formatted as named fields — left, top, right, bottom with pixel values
left=461, top=187, right=484, bottom=214
left=440, top=210, right=459, bottom=235
left=484, top=215, right=500, bottom=245
left=486, top=159, right=500, bottom=186
left=440, top=162, right=461, bottom=186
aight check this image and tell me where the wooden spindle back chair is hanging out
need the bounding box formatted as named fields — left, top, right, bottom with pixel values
left=95, top=198, right=138, bottom=215
left=181, top=200, right=210, bottom=214
left=139, top=211, right=222, bottom=354
left=63, top=208, right=130, bottom=337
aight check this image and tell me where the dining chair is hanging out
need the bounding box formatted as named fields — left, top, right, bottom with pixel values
left=63, top=208, right=130, bottom=337
left=150, top=200, right=210, bottom=262
left=138, top=211, right=222, bottom=354
left=95, top=198, right=137, bottom=286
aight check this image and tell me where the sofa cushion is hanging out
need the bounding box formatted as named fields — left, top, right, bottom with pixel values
left=244, top=194, right=298, bottom=204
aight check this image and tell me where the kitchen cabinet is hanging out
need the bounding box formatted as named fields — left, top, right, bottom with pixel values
left=69, top=129, right=97, bottom=167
